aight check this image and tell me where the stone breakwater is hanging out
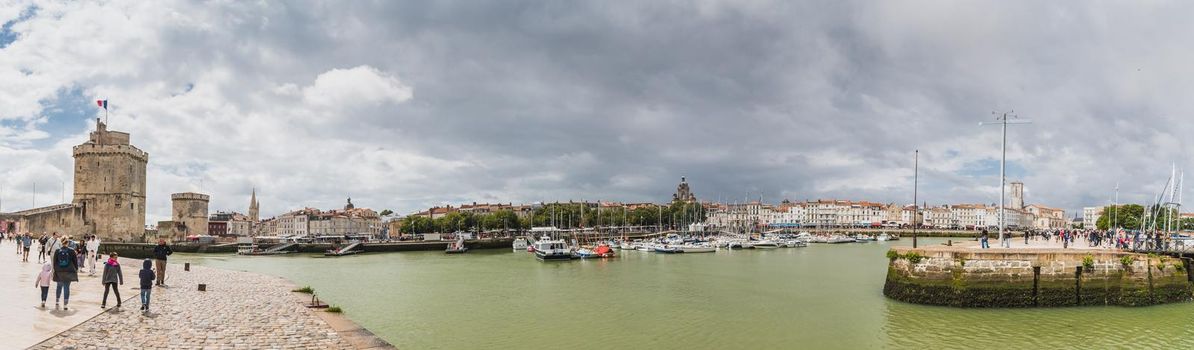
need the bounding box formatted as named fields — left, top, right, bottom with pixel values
left=33, top=262, right=389, bottom=349
left=883, top=247, right=1194, bottom=307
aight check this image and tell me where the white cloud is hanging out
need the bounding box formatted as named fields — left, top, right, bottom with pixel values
left=302, top=66, right=412, bottom=109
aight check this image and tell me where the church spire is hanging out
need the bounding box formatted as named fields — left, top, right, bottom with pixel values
left=249, top=188, right=260, bottom=222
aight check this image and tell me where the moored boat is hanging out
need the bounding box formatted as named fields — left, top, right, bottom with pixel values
left=533, top=236, right=573, bottom=261
left=753, top=240, right=780, bottom=249
left=678, top=244, right=716, bottom=253
left=445, top=236, right=468, bottom=254
left=513, top=237, right=529, bottom=252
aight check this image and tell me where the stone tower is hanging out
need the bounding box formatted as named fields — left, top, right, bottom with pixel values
left=672, top=177, right=696, bottom=202
left=171, top=192, right=209, bottom=239
left=1009, top=181, right=1024, bottom=209
left=249, top=188, right=260, bottom=222
left=72, top=119, right=148, bottom=241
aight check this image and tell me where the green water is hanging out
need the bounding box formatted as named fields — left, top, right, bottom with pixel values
left=174, top=239, right=1194, bottom=349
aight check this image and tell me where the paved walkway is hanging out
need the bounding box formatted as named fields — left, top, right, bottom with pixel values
left=0, top=242, right=134, bottom=350
left=32, top=259, right=356, bottom=349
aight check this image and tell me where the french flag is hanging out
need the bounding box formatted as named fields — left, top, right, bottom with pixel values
left=96, top=99, right=108, bottom=110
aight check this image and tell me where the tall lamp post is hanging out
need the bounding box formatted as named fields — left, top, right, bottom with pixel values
left=913, top=149, right=919, bottom=248
left=981, top=111, right=1032, bottom=248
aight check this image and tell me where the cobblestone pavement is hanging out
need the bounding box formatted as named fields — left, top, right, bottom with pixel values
left=33, top=260, right=354, bottom=349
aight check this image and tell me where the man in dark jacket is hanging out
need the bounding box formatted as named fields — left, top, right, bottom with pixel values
left=139, top=259, right=156, bottom=312
left=152, top=239, right=172, bottom=287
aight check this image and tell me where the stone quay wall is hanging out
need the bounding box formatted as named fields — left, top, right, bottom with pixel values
left=883, top=247, right=1194, bottom=307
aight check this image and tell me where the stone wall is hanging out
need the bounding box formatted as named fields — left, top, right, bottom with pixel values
left=883, top=247, right=1193, bottom=307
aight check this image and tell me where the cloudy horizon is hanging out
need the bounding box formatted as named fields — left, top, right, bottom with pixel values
left=2, top=1, right=1192, bottom=222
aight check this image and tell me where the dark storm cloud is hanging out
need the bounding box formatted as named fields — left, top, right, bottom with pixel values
left=5, top=1, right=1194, bottom=219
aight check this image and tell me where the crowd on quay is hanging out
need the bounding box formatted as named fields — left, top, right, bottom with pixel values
left=1, top=232, right=172, bottom=313
left=976, top=228, right=1183, bottom=252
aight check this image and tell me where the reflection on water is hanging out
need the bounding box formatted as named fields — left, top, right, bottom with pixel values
left=173, top=238, right=1194, bottom=349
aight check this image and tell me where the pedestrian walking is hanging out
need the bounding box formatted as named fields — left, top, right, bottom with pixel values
left=138, top=259, right=155, bottom=313
left=52, top=241, right=80, bottom=310
left=86, top=235, right=102, bottom=275
left=47, top=233, right=62, bottom=255
left=76, top=238, right=87, bottom=271
left=21, top=233, right=32, bottom=262
left=152, top=239, right=172, bottom=287
left=37, top=234, right=48, bottom=263
left=100, top=252, right=123, bottom=309
left=980, top=230, right=990, bottom=249
left=35, top=263, right=52, bottom=308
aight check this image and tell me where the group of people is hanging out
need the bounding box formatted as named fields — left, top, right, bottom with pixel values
left=3, top=232, right=174, bottom=314
left=977, top=228, right=1178, bottom=252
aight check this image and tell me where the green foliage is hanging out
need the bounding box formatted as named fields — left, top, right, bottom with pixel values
left=886, top=250, right=900, bottom=261
left=1155, top=262, right=1166, bottom=272
left=326, top=305, right=343, bottom=313
left=292, top=286, right=314, bottom=294
left=1174, top=262, right=1186, bottom=272
left=398, top=209, right=525, bottom=234
left=958, top=257, right=967, bottom=267
left=1120, top=255, right=1136, bottom=268
left=1096, top=204, right=1145, bottom=230
left=1082, top=255, right=1095, bottom=271
left=905, top=252, right=924, bottom=264
left=379, top=209, right=393, bottom=216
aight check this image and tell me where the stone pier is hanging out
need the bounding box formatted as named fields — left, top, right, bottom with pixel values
left=883, top=245, right=1193, bottom=307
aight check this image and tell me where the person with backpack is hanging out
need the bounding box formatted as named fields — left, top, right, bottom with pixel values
left=138, top=259, right=155, bottom=313
left=152, top=239, right=173, bottom=287
left=100, top=252, right=123, bottom=309
left=52, top=241, right=80, bottom=310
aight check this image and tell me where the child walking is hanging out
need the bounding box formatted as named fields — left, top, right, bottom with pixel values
left=100, top=252, right=124, bottom=309
left=138, top=259, right=155, bottom=313
left=35, top=263, right=52, bottom=308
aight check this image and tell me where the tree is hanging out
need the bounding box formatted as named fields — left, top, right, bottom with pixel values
left=379, top=209, right=393, bottom=216
left=1096, top=204, right=1144, bottom=230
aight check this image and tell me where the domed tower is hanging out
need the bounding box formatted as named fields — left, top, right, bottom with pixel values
left=72, top=119, right=148, bottom=241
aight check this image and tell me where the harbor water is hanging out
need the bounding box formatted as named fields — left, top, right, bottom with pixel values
left=174, top=238, right=1194, bottom=349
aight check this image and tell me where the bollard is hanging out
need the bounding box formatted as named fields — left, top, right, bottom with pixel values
left=184, top=262, right=190, bottom=271
left=198, top=283, right=206, bottom=292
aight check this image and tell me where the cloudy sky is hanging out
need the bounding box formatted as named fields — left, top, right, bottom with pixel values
left=1, top=1, right=1191, bottom=222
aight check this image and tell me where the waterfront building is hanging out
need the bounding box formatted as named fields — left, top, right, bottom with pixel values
left=1025, top=204, right=1067, bottom=229
left=270, top=198, right=381, bottom=238
left=1083, top=207, right=1104, bottom=229
left=209, top=211, right=252, bottom=237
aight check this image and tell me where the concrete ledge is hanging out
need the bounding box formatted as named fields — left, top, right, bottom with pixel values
left=884, top=246, right=1194, bottom=307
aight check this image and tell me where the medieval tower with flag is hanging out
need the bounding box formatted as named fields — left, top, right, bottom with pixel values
left=0, top=116, right=148, bottom=242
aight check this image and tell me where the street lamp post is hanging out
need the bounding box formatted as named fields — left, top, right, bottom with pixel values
left=981, top=111, right=1031, bottom=248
